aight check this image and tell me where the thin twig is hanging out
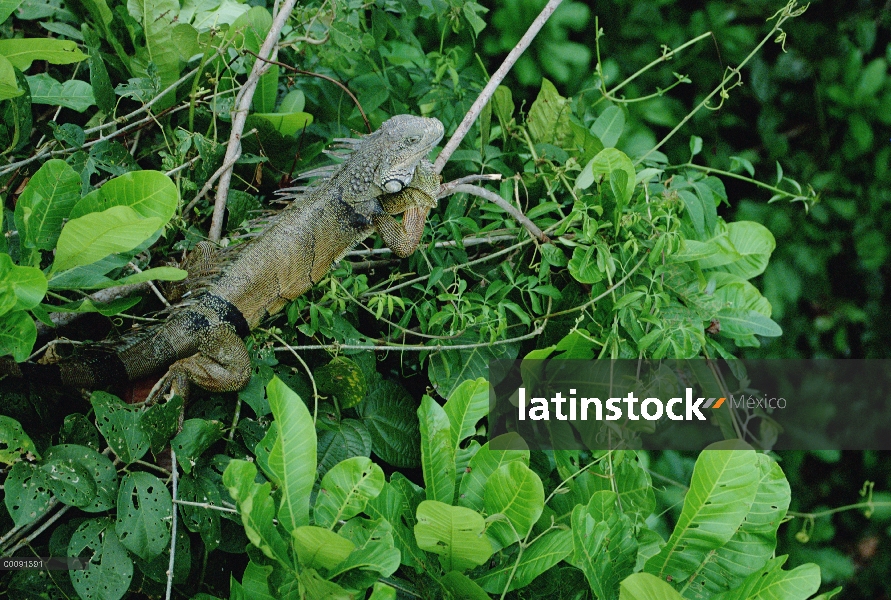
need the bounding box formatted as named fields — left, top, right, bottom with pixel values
left=165, top=448, right=179, bottom=600
left=128, top=262, right=170, bottom=307
left=208, top=0, right=302, bottom=243
left=447, top=184, right=547, bottom=241
left=273, top=326, right=543, bottom=353
left=345, top=233, right=516, bottom=257
left=433, top=0, right=564, bottom=173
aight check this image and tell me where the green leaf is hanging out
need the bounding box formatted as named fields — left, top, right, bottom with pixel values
left=4, top=461, right=53, bottom=527
left=716, top=221, right=776, bottom=279
left=83, top=24, right=115, bottom=114
left=365, top=479, right=427, bottom=570
left=570, top=495, right=637, bottom=600
left=69, top=518, right=133, bottom=600
left=443, top=377, right=488, bottom=453
left=0, top=253, right=46, bottom=312
left=172, top=419, right=224, bottom=475
left=419, top=395, right=455, bottom=504
left=357, top=380, right=421, bottom=468
left=39, top=454, right=96, bottom=508
left=298, top=569, right=352, bottom=599
left=292, top=525, right=356, bottom=570
left=25, top=73, right=95, bottom=112
left=223, top=459, right=292, bottom=567
left=0, top=39, right=88, bottom=70
left=70, top=170, right=179, bottom=223
left=317, top=418, right=372, bottom=478
left=50, top=206, right=162, bottom=273
left=315, top=356, right=367, bottom=409
left=0, top=0, right=24, bottom=25
left=644, top=448, right=761, bottom=584
left=428, top=333, right=517, bottom=399
left=458, top=433, right=529, bottom=511
left=577, top=148, right=635, bottom=202
left=0, top=53, right=22, bottom=100
left=115, top=471, right=172, bottom=561
left=266, top=376, right=316, bottom=532
left=440, top=571, right=491, bottom=600
left=179, top=474, right=221, bottom=552
left=13, top=158, right=80, bottom=253
left=475, top=528, right=572, bottom=593
left=484, top=461, right=544, bottom=549
left=619, top=573, right=685, bottom=600
left=278, top=89, right=304, bottom=113
left=592, top=105, right=625, bottom=148
left=91, top=391, right=150, bottom=464
left=710, top=556, right=820, bottom=600
left=329, top=518, right=401, bottom=579
left=127, top=0, right=181, bottom=110
left=568, top=245, right=604, bottom=284
left=691, top=454, right=791, bottom=598
left=414, top=500, right=493, bottom=572
left=313, top=456, right=385, bottom=529
left=527, top=78, right=572, bottom=146
left=253, top=64, right=278, bottom=113
left=252, top=111, right=313, bottom=137
left=718, top=309, right=783, bottom=338
left=0, top=415, right=39, bottom=464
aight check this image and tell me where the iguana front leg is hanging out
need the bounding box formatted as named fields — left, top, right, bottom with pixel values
left=373, top=160, right=440, bottom=258
left=166, top=325, right=251, bottom=394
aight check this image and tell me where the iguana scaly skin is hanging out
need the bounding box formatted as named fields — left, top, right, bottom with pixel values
left=5, top=115, right=444, bottom=395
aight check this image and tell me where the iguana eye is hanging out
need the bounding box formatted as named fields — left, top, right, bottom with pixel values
left=406, top=135, right=421, bottom=144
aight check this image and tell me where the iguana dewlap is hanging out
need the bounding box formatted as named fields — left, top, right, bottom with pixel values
left=5, top=115, right=444, bottom=396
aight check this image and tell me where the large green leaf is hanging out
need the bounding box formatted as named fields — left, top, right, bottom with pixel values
left=644, top=448, right=761, bottom=584
left=127, top=0, right=181, bottom=109
left=475, top=528, right=572, bottom=593
left=0, top=39, right=87, bottom=70
left=577, top=147, right=636, bottom=202
left=428, top=333, right=517, bottom=398
left=620, top=573, right=685, bottom=600
left=266, top=376, right=316, bottom=532
left=357, top=380, right=421, bottom=468
left=313, top=456, right=384, bottom=529
left=691, top=455, right=791, bottom=599
left=223, top=459, right=292, bottom=568
left=26, top=73, right=96, bottom=112
left=710, top=556, right=821, bottom=600
left=570, top=492, right=638, bottom=600
left=0, top=53, right=21, bottom=100
left=329, top=518, right=401, bottom=579
left=51, top=206, right=162, bottom=273
left=458, top=433, right=529, bottom=511
left=69, top=170, right=179, bottom=223
left=252, top=112, right=313, bottom=137
left=442, top=377, right=488, bottom=453
left=715, top=221, right=776, bottom=279
left=4, top=461, right=53, bottom=528
left=419, top=395, right=455, bottom=504
left=365, top=480, right=427, bottom=570
left=0, top=0, right=24, bottom=25
left=483, top=461, right=544, bottom=549
left=13, top=158, right=80, bottom=254
left=414, top=500, right=493, bottom=573
left=527, top=78, right=572, bottom=145
left=292, top=525, right=356, bottom=570
left=591, top=105, right=625, bottom=148
left=0, top=310, right=37, bottom=363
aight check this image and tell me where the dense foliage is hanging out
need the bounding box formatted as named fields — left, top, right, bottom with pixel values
left=1, top=0, right=889, bottom=599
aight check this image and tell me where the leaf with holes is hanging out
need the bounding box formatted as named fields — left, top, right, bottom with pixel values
left=91, top=391, right=149, bottom=464
left=313, top=456, right=385, bottom=529
left=414, top=500, right=493, bottom=573
left=69, top=517, right=133, bottom=600
left=115, top=471, right=172, bottom=561
left=4, top=461, right=53, bottom=528
left=644, top=447, right=761, bottom=585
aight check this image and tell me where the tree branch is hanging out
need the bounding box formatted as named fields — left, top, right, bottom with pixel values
left=433, top=0, right=564, bottom=173
left=446, top=184, right=547, bottom=241
left=208, top=0, right=301, bottom=242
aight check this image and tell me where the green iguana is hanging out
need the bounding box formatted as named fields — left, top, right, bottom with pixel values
left=3, top=115, right=444, bottom=397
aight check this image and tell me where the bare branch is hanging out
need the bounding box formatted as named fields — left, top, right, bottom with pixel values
left=447, top=183, right=547, bottom=241
left=208, top=0, right=302, bottom=242
left=437, top=173, right=502, bottom=197
left=433, top=0, right=564, bottom=173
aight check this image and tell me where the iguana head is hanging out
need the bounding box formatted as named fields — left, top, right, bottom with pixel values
left=374, top=115, right=444, bottom=194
